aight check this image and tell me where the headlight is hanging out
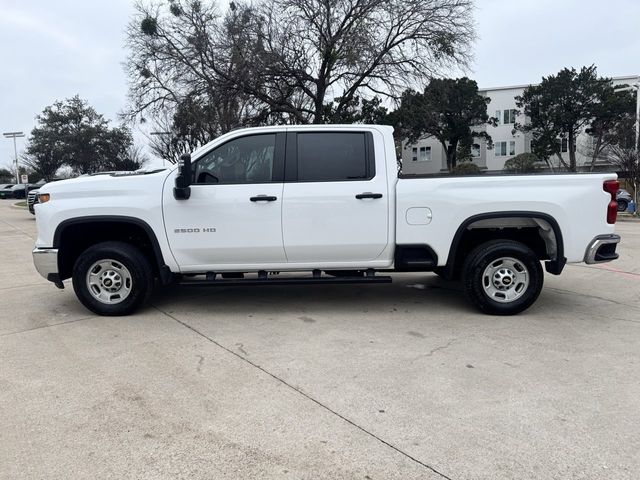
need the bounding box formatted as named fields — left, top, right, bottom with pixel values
left=39, top=193, right=51, bottom=203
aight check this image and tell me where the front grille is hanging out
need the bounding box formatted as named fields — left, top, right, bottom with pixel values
left=27, top=192, right=38, bottom=207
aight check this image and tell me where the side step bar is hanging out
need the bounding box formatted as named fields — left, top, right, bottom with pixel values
left=179, top=271, right=392, bottom=287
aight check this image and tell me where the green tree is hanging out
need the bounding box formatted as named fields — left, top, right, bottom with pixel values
left=515, top=66, right=611, bottom=172
left=392, top=78, right=496, bottom=171
left=503, top=153, right=540, bottom=173
left=585, top=85, right=636, bottom=170
left=25, top=96, right=140, bottom=176
left=0, top=168, right=13, bottom=183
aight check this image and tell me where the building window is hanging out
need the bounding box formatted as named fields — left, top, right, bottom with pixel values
left=561, top=138, right=568, bottom=153
left=503, top=109, right=516, bottom=124
left=471, top=143, right=481, bottom=157
left=418, top=146, right=431, bottom=161
left=496, top=109, right=516, bottom=125
left=495, top=141, right=516, bottom=157
left=412, top=147, right=418, bottom=162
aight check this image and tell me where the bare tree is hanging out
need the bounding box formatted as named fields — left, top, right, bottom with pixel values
left=124, top=0, right=475, bottom=130
left=607, top=145, right=639, bottom=207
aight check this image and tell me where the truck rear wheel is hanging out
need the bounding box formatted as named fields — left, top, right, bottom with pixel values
left=72, top=241, right=154, bottom=316
left=463, top=240, right=543, bottom=315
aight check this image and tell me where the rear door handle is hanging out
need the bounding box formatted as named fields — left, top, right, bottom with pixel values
left=355, top=192, right=383, bottom=199
left=250, top=195, right=278, bottom=202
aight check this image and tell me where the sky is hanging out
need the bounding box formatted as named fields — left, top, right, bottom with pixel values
left=1, top=0, right=639, bottom=171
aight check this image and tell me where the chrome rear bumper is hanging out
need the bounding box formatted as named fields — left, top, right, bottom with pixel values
left=584, top=234, right=621, bottom=264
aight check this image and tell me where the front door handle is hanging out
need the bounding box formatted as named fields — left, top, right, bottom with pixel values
left=355, top=192, right=383, bottom=199
left=250, top=195, right=278, bottom=202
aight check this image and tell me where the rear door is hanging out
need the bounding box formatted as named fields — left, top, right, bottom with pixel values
left=281, top=129, right=389, bottom=264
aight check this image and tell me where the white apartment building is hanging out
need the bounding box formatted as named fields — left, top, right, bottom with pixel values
left=401, top=75, right=639, bottom=175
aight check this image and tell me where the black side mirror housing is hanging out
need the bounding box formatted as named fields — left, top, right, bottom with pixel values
left=174, top=153, right=192, bottom=200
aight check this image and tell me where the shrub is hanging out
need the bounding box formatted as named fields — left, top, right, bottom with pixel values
left=451, top=162, right=482, bottom=175
left=503, top=153, right=540, bottom=173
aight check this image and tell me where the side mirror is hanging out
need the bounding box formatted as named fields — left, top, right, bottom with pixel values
left=174, top=153, right=192, bottom=200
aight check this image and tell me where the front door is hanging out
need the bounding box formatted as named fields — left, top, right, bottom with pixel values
left=163, top=132, right=286, bottom=270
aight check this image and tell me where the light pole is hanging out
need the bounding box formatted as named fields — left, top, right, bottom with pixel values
left=2, top=131, right=25, bottom=184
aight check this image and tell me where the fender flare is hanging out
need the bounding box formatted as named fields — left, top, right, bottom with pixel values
left=444, top=211, right=566, bottom=277
left=53, top=215, right=172, bottom=283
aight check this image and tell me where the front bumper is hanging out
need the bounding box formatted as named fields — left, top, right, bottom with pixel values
left=584, top=234, right=621, bottom=264
left=32, top=248, right=64, bottom=288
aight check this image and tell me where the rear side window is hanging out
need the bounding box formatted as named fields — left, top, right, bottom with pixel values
left=296, top=132, right=373, bottom=182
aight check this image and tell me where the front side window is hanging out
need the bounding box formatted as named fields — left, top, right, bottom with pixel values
left=412, top=147, right=418, bottom=162
left=193, top=134, right=276, bottom=184
left=509, top=141, right=516, bottom=155
left=297, top=132, right=371, bottom=182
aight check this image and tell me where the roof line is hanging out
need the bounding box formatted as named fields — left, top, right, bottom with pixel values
left=479, top=74, right=639, bottom=92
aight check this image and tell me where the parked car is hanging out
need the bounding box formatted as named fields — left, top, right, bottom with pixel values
left=0, top=184, right=16, bottom=199
left=32, top=125, right=621, bottom=317
left=11, top=183, right=44, bottom=199
left=616, top=189, right=633, bottom=212
left=27, top=189, right=40, bottom=214
left=10, top=184, right=34, bottom=199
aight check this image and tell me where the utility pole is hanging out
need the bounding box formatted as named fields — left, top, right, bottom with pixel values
left=3, top=131, right=25, bottom=184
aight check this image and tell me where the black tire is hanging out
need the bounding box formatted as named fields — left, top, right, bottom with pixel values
left=72, top=241, right=154, bottom=316
left=617, top=199, right=628, bottom=213
left=463, top=240, right=543, bottom=315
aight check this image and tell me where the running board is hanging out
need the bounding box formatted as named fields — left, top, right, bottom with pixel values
left=179, top=274, right=392, bottom=287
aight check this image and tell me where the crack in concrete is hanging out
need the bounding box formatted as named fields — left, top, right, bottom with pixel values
left=0, top=282, right=54, bottom=292
left=196, top=354, right=204, bottom=373
left=546, top=287, right=640, bottom=315
left=0, top=217, right=36, bottom=240
left=152, top=304, right=453, bottom=480
left=0, top=315, right=96, bottom=338
left=424, top=339, right=457, bottom=357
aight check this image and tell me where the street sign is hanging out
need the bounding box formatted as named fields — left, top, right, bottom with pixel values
left=20, top=174, right=28, bottom=184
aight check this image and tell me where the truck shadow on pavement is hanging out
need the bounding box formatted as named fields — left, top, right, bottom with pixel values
left=149, top=274, right=478, bottom=318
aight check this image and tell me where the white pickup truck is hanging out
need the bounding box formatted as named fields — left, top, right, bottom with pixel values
left=33, top=125, right=621, bottom=316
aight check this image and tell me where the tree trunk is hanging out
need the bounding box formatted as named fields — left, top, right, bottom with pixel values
left=568, top=131, right=577, bottom=171
left=589, top=135, right=603, bottom=172
left=312, top=83, right=326, bottom=124
left=446, top=142, right=458, bottom=171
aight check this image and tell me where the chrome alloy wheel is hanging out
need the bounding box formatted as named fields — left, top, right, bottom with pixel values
left=481, top=257, right=529, bottom=303
left=86, top=259, right=133, bottom=304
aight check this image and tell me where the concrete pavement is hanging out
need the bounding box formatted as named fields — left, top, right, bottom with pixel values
left=1, top=200, right=639, bottom=479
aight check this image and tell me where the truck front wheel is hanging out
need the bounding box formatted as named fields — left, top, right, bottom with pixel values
left=463, top=240, right=543, bottom=315
left=72, top=241, right=154, bottom=316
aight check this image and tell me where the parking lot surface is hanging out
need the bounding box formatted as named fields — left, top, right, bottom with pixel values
left=1, top=200, right=639, bottom=479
